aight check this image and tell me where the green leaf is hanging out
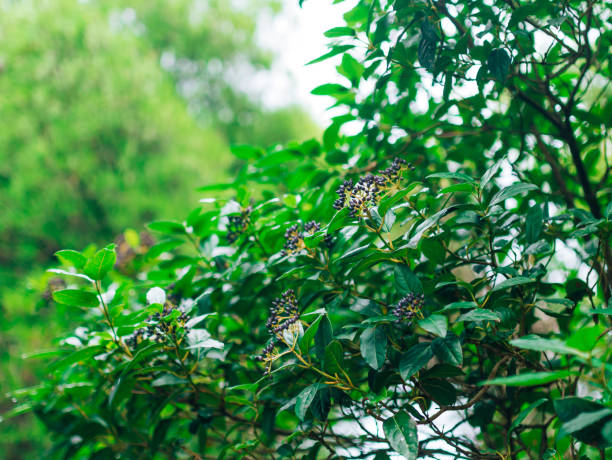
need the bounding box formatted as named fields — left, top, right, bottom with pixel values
left=378, top=183, right=419, bottom=216
left=487, top=48, right=511, bottom=81
left=508, top=398, right=548, bottom=439
left=381, top=208, right=396, bottom=233
left=307, top=45, right=354, bottom=65
left=438, top=301, right=477, bottom=312
left=310, top=386, right=331, bottom=421
left=295, top=384, right=322, bottom=421
left=422, top=378, right=457, bottom=406
left=230, top=144, right=263, bottom=160
left=406, top=206, right=459, bottom=248
left=55, top=249, right=87, bottom=268
left=47, top=346, right=103, bottom=373
left=338, top=53, right=364, bottom=83
left=418, top=21, right=438, bottom=71
left=482, top=370, right=573, bottom=386
left=400, top=343, right=433, bottom=380
left=152, top=374, right=188, bottom=387
left=323, top=340, right=345, bottom=376
left=432, top=335, right=462, bottom=366
left=489, top=183, right=538, bottom=207
left=481, top=160, right=502, bottom=189
left=360, top=327, right=387, bottom=370
left=426, top=172, right=475, bottom=183
left=509, top=335, right=587, bottom=358
left=327, top=207, right=351, bottom=233
left=554, top=397, right=612, bottom=446
left=560, top=408, right=612, bottom=436
left=324, top=26, right=355, bottom=38
left=383, top=411, right=418, bottom=460
left=440, top=183, right=474, bottom=194
left=491, top=276, right=536, bottom=292
left=147, top=220, right=186, bottom=235
left=457, top=309, right=502, bottom=322
left=417, top=314, right=447, bottom=337
left=526, top=205, right=543, bottom=244
left=311, top=83, right=350, bottom=96
left=108, top=376, right=135, bottom=409
left=315, top=315, right=333, bottom=362
left=83, top=248, right=116, bottom=280
left=147, top=239, right=184, bottom=259
left=588, top=308, right=612, bottom=315
left=52, top=289, right=99, bottom=308
left=299, top=314, right=323, bottom=354
left=394, top=265, right=423, bottom=294
left=443, top=72, right=452, bottom=101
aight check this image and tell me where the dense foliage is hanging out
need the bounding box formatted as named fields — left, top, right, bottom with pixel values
left=5, top=0, right=612, bottom=458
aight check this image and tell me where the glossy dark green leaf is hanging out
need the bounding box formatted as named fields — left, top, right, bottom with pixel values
left=526, top=205, right=543, bottom=243
left=383, top=411, right=418, bottom=460
left=315, top=315, right=333, bottom=362
left=483, top=370, right=572, bottom=386
left=417, top=314, right=447, bottom=337
left=508, top=398, right=548, bottom=438
left=487, top=48, right=511, bottom=81
left=300, top=314, right=323, bottom=354
left=47, top=346, right=103, bottom=373
left=360, top=327, right=387, bottom=370
left=399, top=343, right=433, bottom=380
left=491, top=276, right=536, bottom=292
left=509, top=335, right=586, bottom=357
left=394, top=265, right=423, bottom=294
left=418, top=21, right=438, bottom=71
left=489, top=183, right=538, bottom=207
left=323, top=340, right=345, bottom=376
left=422, top=378, right=457, bottom=406
left=295, top=384, right=322, bottom=421
left=310, top=385, right=331, bottom=421
left=554, top=397, right=612, bottom=446
left=432, top=335, right=462, bottom=366
left=457, top=309, right=501, bottom=322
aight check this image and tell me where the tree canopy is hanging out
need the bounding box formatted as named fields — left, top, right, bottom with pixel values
left=0, top=0, right=316, bottom=283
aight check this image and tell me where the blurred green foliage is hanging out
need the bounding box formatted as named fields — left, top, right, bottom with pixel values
left=0, top=0, right=317, bottom=283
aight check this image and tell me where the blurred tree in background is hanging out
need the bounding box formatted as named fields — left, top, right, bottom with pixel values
left=101, top=0, right=318, bottom=145
left=0, top=0, right=317, bottom=284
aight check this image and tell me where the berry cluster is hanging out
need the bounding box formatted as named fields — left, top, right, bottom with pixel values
left=333, top=175, right=385, bottom=217
left=281, top=221, right=321, bottom=256
left=127, top=303, right=190, bottom=348
left=227, top=205, right=253, bottom=243
left=333, top=157, right=412, bottom=217
left=265, top=289, right=303, bottom=344
left=379, top=157, right=413, bottom=182
left=255, top=339, right=279, bottom=375
left=391, top=293, right=424, bottom=322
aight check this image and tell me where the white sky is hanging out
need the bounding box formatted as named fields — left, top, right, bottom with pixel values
left=256, top=0, right=358, bottom=125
